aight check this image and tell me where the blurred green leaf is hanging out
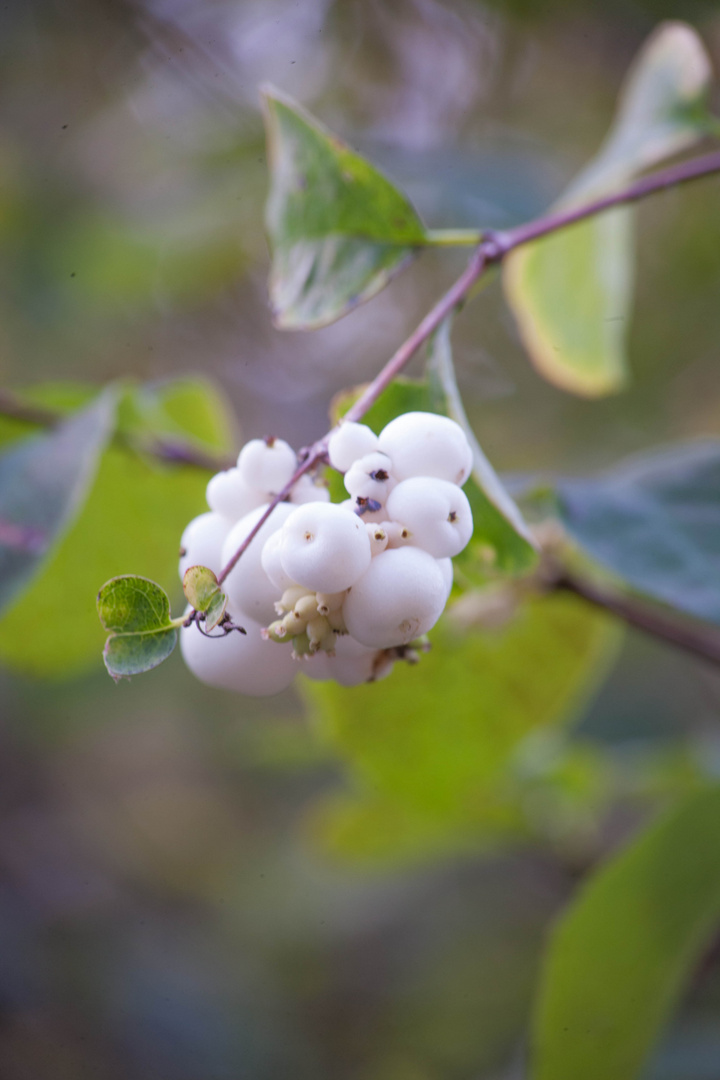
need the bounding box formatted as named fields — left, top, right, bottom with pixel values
left=330, top=376, right=433, bottom=433
left=0, top=379, right=234, bottom=676
left=556, top=439, right=720, bottom=627
left=262, top=85, right=426, bottom=329
left=427, top=316, right=537, bottom=572
left=533, top=785, right=720, bottom=1080
left=504, top=22, right=711, bottom=396
left=126, top=377, right=236, bottom=458
left=0, top=388, right=117, bottom=617
left=302, top=594, right=616, bottom=864
left=98, top=575, right=178, bottom=680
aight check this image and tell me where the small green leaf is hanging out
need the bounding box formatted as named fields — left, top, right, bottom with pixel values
left=103, top=627, right=178, bottom=679
left=302, top=594, right=617, bottom=864
left=533, top=785, right=720, bottom=1080
left=427, top=316, right=538, bottom=572
left=125, top=377, right=236, bottom=460
left=204, top=589, right=228, bottom=632
left=504, top=22, right=711, bottom=396
left=262, top=86, right=426, bottom=329
left=0, top=388, right=117, bottom=617
left=98, top=575, right=178, bottom=679
left=97, top=574, right=174, bottom=634
left=182, top=564, right=227, bottom=631
left=182, top=564, right=220, bottom=611
left=556, top=439, right=720, bottom=627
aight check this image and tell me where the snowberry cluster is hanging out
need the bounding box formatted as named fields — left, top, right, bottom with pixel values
left=179, top=413, right=474, bottom=696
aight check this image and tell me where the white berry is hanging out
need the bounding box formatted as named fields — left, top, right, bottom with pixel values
left=437, top=556, right=453, bottom=601
left=179, top=512, right=230, bottom=581
left=260, top=528, right=297, bottom=592
left=386, top=477, right=473, bottom=558
left=344, top=451, right=396, bottom=502
left=301, top=634, right=392, bottom=687
left=342, top=546, right=447, bottom=648
left=378, top=412, right=473, bottom=485
left=289, top=474, right=331, bottom=504
left=220, top=502, right=295, bottom=624
left=206, top=468, right=266, bottom=522
left=328, top=422, right=379, bottom=472
left=237, top=438, right=297, bottom=493
left=280, top=502, right=372, bottom=593
left=180, top=610, right=297, bottom=696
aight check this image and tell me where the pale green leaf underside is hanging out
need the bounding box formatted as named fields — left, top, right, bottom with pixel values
left=0, top=389, right=117, bottom=617
left=262, top=86, right=426, bottom=329
left=533, top=785, right=720, bottom=1080
left=104, top=626, right=177, bottom=679
left=504, top=21, right=711, bottom=396
left=505, top=208, right=632, bottom=396
left=270, top=238, right=416, bottom=329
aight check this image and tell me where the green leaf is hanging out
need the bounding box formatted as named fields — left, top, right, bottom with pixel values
left=125, top=377, right=236, bottom=459
left=0, top=389, right=117, bottom=617
left=182, top=564, right=227, bottom=631
left=98, top=574, right=178, bottom=680
left=204, top=589, right=227, bottom=633
left=504, top=22, right=711, bottom=396
left=427, top=316, right=537, bottom=572
left=556, top=439, right=720, bottom=627
left=302, top=594, right=617, bottom=865
left=533, top=785, right=720, bottom=1080
left=103, top=627, right=177, bottom=680
left=182, top=564, right=220, bottom=611
left=0, top=379, right=235, bottom=676
left=262, top=86, right=426, bottom=329
left=97, top=573, right=174, bottom=634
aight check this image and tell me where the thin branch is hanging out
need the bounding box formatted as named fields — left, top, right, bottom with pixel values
left=490, top=149, right=720, bottom=257
left=548, top=565, right=720, bottom=668
left=0, top=389, right=232, bottom=473
left=0, top=390, right=60, bottom=428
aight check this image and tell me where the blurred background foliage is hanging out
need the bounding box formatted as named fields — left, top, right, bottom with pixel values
left=2, top=0, right=720, bottom=1077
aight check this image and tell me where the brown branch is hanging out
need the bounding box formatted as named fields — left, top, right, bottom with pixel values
left=548, top=565, right=720, bottom=668
left=0, top=389, right=232, bottom=473
left=490, top=149, right=720, bottom=257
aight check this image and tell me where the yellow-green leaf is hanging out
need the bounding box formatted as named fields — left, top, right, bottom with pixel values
left=504, top=22, right=711, bottom=396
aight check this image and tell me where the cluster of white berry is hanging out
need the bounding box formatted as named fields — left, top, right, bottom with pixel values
left=179, top=413, right=474, bottom=696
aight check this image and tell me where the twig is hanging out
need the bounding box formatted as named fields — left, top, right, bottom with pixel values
left=491, top=149, right=720, bottom=257
left=548, top=565, right=720, bottom=668
left=0, top=389, right=232, bottom=473
left=217, top=149, right=720, bottom=587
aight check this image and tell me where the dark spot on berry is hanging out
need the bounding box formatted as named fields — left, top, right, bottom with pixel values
left=179, top=546, right=187, bottom=557
left=448, top=511, right=457, bottom=523
left=370, top=469, right=389, bottom=482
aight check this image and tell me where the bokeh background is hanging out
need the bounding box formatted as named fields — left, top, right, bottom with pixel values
left=2, top=1, right=720, bottom=1077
